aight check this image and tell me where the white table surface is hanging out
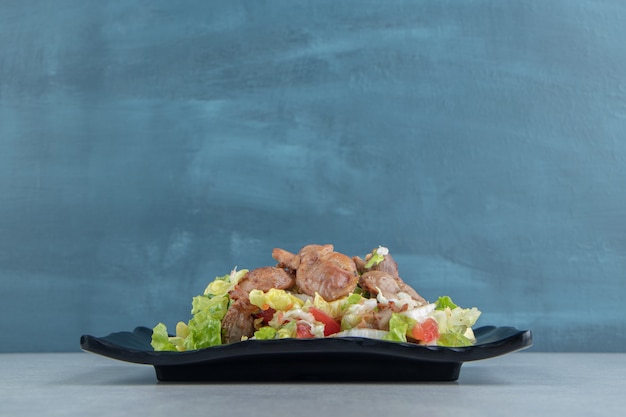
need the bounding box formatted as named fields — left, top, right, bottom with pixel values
left=1, top=352, right=624, bottom=416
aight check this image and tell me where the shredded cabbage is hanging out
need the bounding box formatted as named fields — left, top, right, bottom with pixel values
left=333, top=328, right=389, bottom=339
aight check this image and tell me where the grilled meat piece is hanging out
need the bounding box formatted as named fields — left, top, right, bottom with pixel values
left=356, top=250, right=426, bottom=304
left=221, top=299, right=257, bottom=344
left=222, top=266, right=296, bottom=343
left=272, top=244, right=359, bottom=301
left=359, top=270, right=426, bottom=304
left=229, top=266, right=295, bottom=301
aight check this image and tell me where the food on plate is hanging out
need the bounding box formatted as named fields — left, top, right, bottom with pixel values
left=151, top=244, right=481, bottom=352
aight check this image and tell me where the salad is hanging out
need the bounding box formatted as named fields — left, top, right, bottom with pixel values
left=151, top=244, right=481, bottom=352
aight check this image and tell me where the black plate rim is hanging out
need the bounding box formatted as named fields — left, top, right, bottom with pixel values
left=80, top=325, right=533, bottom=367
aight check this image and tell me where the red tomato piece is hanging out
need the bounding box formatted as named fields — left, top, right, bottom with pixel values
left=256, top=307, right=276, bottom=324
left=296, top=322, right=315, bottom=338
left=411, top=318, right=440, bottom=343
left=309, top=307, right=341, bottom=336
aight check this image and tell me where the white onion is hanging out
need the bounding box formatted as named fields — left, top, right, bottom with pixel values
left=332, top=328, right=389, bottom=340
left=401, top=303, right=436, bottom=322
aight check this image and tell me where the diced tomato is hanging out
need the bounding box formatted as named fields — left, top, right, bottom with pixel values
left=309, top=307, right=341, bottom=336
left=255, top=307, right=276, bottom=325
left=296, top=322, right=315, bottom=338
left=411, top=318, right=440, bottom=343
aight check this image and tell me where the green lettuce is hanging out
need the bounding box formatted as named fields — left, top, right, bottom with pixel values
left=249, top=288, right=304, bottom=312
left=254, top=326, right=277, bottom=340
left=435, top=295, right=458, bottom=310
left=183, top=317, right=222, bottom=350
left=431, top=297, right=481, bottom=347
left=191, top=294, right=230, bottom=320
left=204, top=268, right=249, bottom=298
left=183, top=297, right=225, bottom=350
left=382, top=297, right=481, bottom=347
left=151, top=269, right=247, bottom=351
left=363, top=246, right=389, bottom=268
left=150, top=322, right=178, bottom=351
left=383, top=313, right=416, bottom=343
left=276, top=321, right=297, bottom=339
left=437, top=332, right=474, bottom=347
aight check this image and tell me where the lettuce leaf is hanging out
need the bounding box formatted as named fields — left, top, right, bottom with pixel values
left=150, top=323, right=177, bottom=351
left=191, top=294, right=230, bottom=321
left=183, top=314, right=222, bottom=350
left=277, top=321, right=297, bottom=339
left=204, top=268, right=248, bottom=298
left=151, top=287, right=231, bottom=351
left=254, top=326, right=277, bottom=340
left=249, top=288, right=304, bottom=312
left=364, top=246, right=389, bottom=268
left=431, top=297, right=481, bottom=347
left=312, top=292, right=362, bottom=318
left=383, top=313, right=416, bottom=342
left=435, top=295, right=458, bottom=310
left=437, top=331, right=474, bottom=347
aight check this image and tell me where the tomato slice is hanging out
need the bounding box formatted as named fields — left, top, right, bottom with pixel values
left=411, top=318, right=440, bottom=343
left=296, top=322, right=315, bottom=338
left=309, top=307, right=341, bottom=336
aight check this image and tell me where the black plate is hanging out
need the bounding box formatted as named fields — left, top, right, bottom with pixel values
left=80, top=325, right=532, bottom=382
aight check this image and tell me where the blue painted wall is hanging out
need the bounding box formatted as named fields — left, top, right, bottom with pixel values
left=1, top=0, right=625, bottom=352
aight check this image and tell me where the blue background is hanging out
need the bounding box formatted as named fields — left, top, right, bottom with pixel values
left=1, top=0, right=625, bottom=352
